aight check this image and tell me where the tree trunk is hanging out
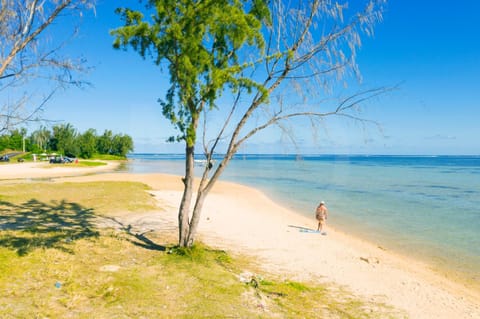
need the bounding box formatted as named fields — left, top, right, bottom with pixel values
left=178, top=144, right=195, bottom=247
left=183, top=152, right=236, bottom=247
left=186, top=189, right=207, bottom=246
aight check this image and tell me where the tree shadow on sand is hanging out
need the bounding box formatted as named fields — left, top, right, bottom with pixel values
left=0, top=199, right=99, bottom=256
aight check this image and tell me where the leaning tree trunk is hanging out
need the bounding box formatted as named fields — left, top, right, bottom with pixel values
left=178, top=144, right=195, bottom=247
left=184, top=152, right=236, bottom=247
left=186, top=189, right=207, bottom=246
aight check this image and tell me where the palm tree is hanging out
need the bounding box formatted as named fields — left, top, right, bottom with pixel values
left=31, top=126, right=51, bottom=151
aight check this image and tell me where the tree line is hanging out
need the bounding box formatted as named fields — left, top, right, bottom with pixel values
left=0, top=124, right=133, bottom=158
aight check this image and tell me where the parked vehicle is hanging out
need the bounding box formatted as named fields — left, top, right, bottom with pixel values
left=63, top=157, right=74, bottom=163
left=49, top=156, right=67, bottom=164
left=49, top=156, right=76, bottom=164
left=0, top=155, right=10, bottom=162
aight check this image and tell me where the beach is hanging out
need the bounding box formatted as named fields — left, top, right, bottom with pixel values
left=2, top=163, right=480, bottom=318
left=0, top=161, right=121, bottom=181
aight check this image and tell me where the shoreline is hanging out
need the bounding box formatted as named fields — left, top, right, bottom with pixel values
left=259, top=184, right=480, bottom=295
left=125, top=156, right=480, bottom=292
left=1, top=164, right=479, bottom=318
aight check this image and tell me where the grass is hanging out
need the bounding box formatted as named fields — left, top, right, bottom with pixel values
left=74, top=160, right=108, bottom=167
left=0, top=181, right=402, bottom=318
left=90, top=154, right=127, bottom=161
left=44, top=160, right=108, bottom=167
left=0, top=181, right=157, bottom=215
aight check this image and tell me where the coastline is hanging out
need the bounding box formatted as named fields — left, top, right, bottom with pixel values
left=125, top=155, right=480, bottom=286
left=255, top=183, right=480, bottom=295
left=1, top=164, right=479, bottom=318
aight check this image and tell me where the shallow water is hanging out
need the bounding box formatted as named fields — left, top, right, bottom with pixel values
left=124, top=154, right=480, bottom=286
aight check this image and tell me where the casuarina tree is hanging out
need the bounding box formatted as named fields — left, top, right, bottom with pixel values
left=112, top=0, right=388, bottom=247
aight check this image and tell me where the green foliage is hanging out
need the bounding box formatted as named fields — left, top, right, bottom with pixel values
left=0, top=124, right=134, bottom=158
left=50, top=123, right=79, bottom=157
left=96, top=129, right=114, bottom=154
left=112, top=0, right=270, bottom=146
left=79, top=128, right=97, bottom=158
left=29, top=126, right=50, bottom=152
left=0, top=128, right=28, bottom=151
left=111, top=133, right=134, bottom=157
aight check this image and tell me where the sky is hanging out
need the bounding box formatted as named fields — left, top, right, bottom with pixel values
left=30, top=0, right=480, bottom=155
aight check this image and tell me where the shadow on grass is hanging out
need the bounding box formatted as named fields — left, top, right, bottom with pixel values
left=0, top=199, right=99, bottom=256
left=101, top=216, right=166, bottom=252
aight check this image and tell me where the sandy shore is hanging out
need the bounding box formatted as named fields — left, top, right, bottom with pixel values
left=1, top=163, right=480, bottom=318
left=0, top=161, right=120, bottom=181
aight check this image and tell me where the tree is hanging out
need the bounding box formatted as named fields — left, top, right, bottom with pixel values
left=8, top=128, right=27, bottom=151
left=49, top=123, right=78, bottom=157
left=25, top=124, right=134, bottom=157
left=30, top=126, right=51, bottom=152
left=78, top=128, right=97, bottom=158
left=0, top=128, right=27, bottom=151
left=97, top=129, right=113, bottom=154
left=113, top=0, right=388, bottom=247
left=111, top=133, right=134, bottom=157
left=0, top=135, right=8, bottom=151
left=0, top=0, right=94, bottom=133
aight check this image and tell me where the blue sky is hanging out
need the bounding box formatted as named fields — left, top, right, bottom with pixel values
left=36, top=0, right=480, bottom=155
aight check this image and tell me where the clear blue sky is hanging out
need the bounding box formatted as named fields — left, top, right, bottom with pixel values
left=38, top=0, right=480, bottom=155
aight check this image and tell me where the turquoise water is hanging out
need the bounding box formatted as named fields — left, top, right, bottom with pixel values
left=124, top=154, right=480, bottom=283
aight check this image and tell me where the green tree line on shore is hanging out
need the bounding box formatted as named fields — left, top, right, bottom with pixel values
left=0, top=124, right=133, bottom=158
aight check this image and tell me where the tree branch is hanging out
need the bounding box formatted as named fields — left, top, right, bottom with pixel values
left=0, top=0, right=72, bottom=77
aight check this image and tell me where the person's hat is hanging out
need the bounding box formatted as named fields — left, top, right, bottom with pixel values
left=320, top=201, right=325, bottom=204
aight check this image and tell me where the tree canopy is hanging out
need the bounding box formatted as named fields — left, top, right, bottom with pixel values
left=112, top=0, right=270, bottom=148
left=112, top=0, right=388, bottom=247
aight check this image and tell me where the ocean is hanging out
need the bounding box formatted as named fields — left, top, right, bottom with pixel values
left=122, top=154, right=480, bottom=286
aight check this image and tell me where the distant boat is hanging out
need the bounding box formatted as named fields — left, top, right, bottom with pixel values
left=194, top=159, right=216, bottom=168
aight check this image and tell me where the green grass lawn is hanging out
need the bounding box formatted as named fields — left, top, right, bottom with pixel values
left=45, top=160, right=108, bottom=167
left=0, top=182, right=400, bottom=318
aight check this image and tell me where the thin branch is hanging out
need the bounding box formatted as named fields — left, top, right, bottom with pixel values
left=0, top=0, right=72, bottom=77
left=236, top=86, right=395, bottom=150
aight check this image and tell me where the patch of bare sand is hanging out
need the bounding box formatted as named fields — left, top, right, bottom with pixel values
left=0, top=161, right=121, bottom=181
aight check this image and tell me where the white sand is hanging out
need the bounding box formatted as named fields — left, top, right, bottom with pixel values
left=1, top=164, right=479, bottom=318
left=0, top=161, right=120, bottom=180
left=147, top=181, right=480, bottom=319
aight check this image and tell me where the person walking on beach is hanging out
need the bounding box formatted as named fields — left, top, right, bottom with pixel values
left=315, top=201, right=328, bottom=235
